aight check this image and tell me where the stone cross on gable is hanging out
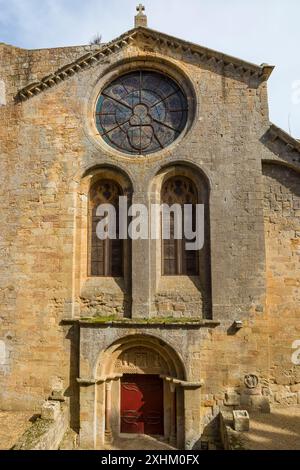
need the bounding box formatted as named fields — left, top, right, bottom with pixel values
left=136, top=4, right=145, bottom=15
left=135, top=4, right=148, bottom=28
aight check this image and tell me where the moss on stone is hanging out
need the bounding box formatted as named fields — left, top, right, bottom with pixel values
left=12, top=418, right=52, bottom=450
left=81, top=315, right=119, bottom=323
left=80, top=316, right=203, bottom=325
left=229, top=432, right=248, bottom=451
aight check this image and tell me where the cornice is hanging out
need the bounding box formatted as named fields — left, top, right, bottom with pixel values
left=267, top=123, right=300, bottom=155
left=16, top=26, right=274, bottom=102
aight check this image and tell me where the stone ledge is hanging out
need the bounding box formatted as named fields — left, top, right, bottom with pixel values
left=61, top=317, right=221, bottom=329
left=12, top=403, right=69, bottom=451
left=76, top=375, right=204, bottom=389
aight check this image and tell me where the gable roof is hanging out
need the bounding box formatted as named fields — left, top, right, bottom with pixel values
left=16, top=26, right=274, bottom=102
left=267, top=123, right=300, bottom=154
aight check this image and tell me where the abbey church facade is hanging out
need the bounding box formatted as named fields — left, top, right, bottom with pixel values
left=0, top=7, right=300, bottom=449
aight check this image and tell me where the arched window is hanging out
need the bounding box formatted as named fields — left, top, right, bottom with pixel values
left=162, top=176, right=199, bottom=276
left=89, top=180, right=123, bottom=277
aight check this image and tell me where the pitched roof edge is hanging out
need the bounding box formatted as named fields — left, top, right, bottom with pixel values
left=139, top=27, right=274, bottom=78
left=268, top=123, right=300, bottom=153
left=15, top=26, right=274, bottom=102
left=16, top=28, right=138, bottom=101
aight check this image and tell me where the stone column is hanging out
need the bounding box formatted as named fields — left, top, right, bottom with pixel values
left=78, top=381, right=97, bottom=449
left=105, top=381, right=113, bottom=443
left=183, top=386, right=202, bottom=450
left=169, top=383, right=177, bottom=446
left=131, top=192, right=151, bottom=318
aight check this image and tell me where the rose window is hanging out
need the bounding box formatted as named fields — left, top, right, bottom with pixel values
left=96, top=71, right=188, bottom=155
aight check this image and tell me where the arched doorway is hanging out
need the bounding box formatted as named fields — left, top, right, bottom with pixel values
left=97, top=335, right=187, bottom=448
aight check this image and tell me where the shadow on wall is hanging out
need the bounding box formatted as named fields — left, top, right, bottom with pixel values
left=64, top=324, right=80, bottom=433
left=260, top=128, right=300, bottom=169
left=239, top=408, right=300, bottom=450
left=192, top=415, right=221, bottom=450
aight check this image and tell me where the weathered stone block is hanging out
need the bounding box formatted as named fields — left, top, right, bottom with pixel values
left=225, top=391, right=240, bottom=407
left=249, top=396, right=271, bottom=413
left=50, top=389, right=66, bottom=402
left=243, top=387, right=262, bottom=396
left=233, top=410, right=250, bottom=432
left=275, top=391, right=298, bottom=406
left=240, top=393, right=251, bottom=407
left=41, top=401, right=61, bottom=421
left=290, top=383, right=300, bottom=393
left=203, top=399, right=215, bottom=407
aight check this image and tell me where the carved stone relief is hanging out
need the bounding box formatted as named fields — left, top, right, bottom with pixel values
left=114, top=347, right=169, bottom=375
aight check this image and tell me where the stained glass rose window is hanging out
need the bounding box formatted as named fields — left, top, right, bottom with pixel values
left=96, top=71, right=188, bottom=155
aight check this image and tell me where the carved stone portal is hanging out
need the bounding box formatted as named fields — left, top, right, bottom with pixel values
left=114, top=347, right=169, bottom=375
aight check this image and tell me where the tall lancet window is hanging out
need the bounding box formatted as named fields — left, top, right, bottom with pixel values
left=162, top=176, right=199, bottom=276
left=89, top=180, right=123, bottom=277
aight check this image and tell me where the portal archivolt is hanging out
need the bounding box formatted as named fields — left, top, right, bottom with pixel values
left=97, top=334, right=186, bottom=380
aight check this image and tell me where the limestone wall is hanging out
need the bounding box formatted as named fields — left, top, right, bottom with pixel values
left=0, top=30, right=299, bottom=428
left=263, top=162, right=300, bottom=404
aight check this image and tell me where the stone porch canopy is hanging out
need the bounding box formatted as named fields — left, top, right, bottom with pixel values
left=16, top=25, right=275, bottom=102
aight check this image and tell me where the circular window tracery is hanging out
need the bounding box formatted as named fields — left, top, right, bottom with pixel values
left=95, top=71, right=188, bottom=155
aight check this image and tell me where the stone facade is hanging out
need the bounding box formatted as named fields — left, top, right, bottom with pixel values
left=0, top=18, right=300, bottom=450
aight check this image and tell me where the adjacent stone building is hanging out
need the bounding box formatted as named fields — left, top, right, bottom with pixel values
left=0, top=7, right=300, bottom=449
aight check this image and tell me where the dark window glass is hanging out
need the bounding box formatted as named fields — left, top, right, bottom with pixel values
left=89, top=180, right=123, bottom=277
left=162, top=176, right=199, bottom=276
left=96, top=71, right=188, bottom=155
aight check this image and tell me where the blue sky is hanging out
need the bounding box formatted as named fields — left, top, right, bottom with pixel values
left=0, top=0, right=299, bottom=137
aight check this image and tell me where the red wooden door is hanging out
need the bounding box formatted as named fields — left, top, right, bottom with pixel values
left=121, top=375, right=164, bottom=435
